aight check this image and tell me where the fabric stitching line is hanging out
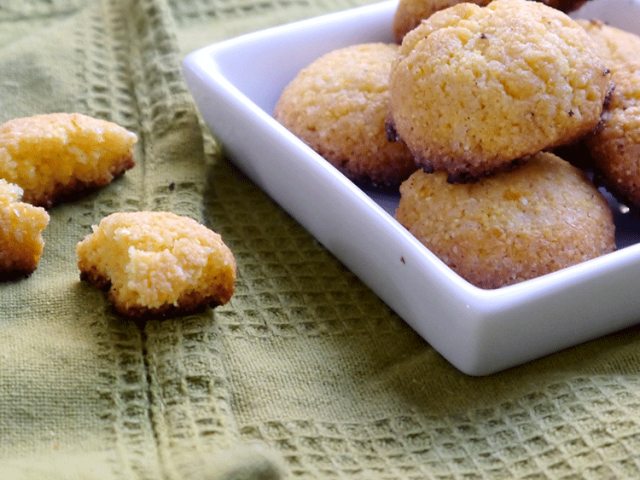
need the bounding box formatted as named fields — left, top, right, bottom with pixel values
left=146, top=316, right=245, bottom=478
left=119, top=0, right=244, bottom=477
left=68, top=1, right=163, bottom=478
left=101, top=0, right=174, bottom=477
left=121, top=0, right=179, bottom=475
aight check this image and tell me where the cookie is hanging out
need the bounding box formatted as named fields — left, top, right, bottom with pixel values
left=77, top=211, right=237, bottom=318
left=0, top=113, right=137, bottom=207
left=0, top=179, right=50, bottom=279
left=586, top=61, right=640, bottom=207
left=274, top=43, right=416, bottom=189
left=388, top=0, right=610, bottom=182
left=576, top=19, right=640, bottom=69
left=393, top=0, right=590, bottom=43
left=395, top=152, right=615, bottom=289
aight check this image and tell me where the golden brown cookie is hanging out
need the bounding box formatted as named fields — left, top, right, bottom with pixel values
left=77, top=211, right=237, bottom=318
left=576, top=19, right=640, bottom=69
left=0, top=179, right=50, bottom=279
left=393, top=0, right=590, bottom=43
left=0, top=113, right=137, bottom=207
left=388, top=0, right=610, bottom=182
left=586, top=61, right=640, bottom=207
left=395, top=152, right=615, bottom=289
left=274, top=43, right=416, bottom=189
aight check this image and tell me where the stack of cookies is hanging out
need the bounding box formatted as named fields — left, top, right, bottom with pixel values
left=274, top=0, right=640, bottom=289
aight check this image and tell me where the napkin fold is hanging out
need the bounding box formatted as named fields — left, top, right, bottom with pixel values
left=3, top=0, right=640, bottom=479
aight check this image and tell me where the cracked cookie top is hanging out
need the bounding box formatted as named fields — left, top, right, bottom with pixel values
left=388, top=0, right=610, bottom=182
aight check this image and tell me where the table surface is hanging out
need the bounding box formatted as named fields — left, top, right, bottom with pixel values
left=2, top=0, right=640, bottom=479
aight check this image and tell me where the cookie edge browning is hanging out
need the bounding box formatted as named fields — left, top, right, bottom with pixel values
left=0, top=113, right=138, bottom=208
left=79, top=264, right=236, bottom=319
left=26, top=149, right=135, bottom=208
left=386, top=119, right=528, bottom=183
left=0, top=267, right=39, bottom=282
left=76, top=211, right=237, bottom=319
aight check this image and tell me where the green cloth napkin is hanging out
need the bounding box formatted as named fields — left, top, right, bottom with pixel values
left=2, top=0, right=640, bottom=478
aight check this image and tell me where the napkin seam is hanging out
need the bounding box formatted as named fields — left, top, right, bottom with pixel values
left=116, top=0, right=255, bottom=477
left=120, top=0, right=209, bottom=477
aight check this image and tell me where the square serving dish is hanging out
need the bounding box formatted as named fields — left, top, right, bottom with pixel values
left=183, top=0, right=640, bottom=376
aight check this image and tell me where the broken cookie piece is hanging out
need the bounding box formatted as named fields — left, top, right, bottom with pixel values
left=0, top=113, right=137, bottom=207
left=76, top=211, right=237, bottom=318
left=0, top=179, right=50, bottom=279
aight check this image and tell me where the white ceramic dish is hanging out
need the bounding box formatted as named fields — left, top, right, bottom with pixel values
left=183, top=0, right=640, bottom=376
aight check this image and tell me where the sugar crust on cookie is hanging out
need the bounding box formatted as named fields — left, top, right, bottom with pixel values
left=576, top=19, right=640, bottom=69
left=395, top=152, right=615, bottom=289
left=393, top=0, right=589, bottom=43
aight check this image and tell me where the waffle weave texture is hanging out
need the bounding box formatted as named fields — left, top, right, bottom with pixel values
left=2, top=0, right=640, bottom=479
